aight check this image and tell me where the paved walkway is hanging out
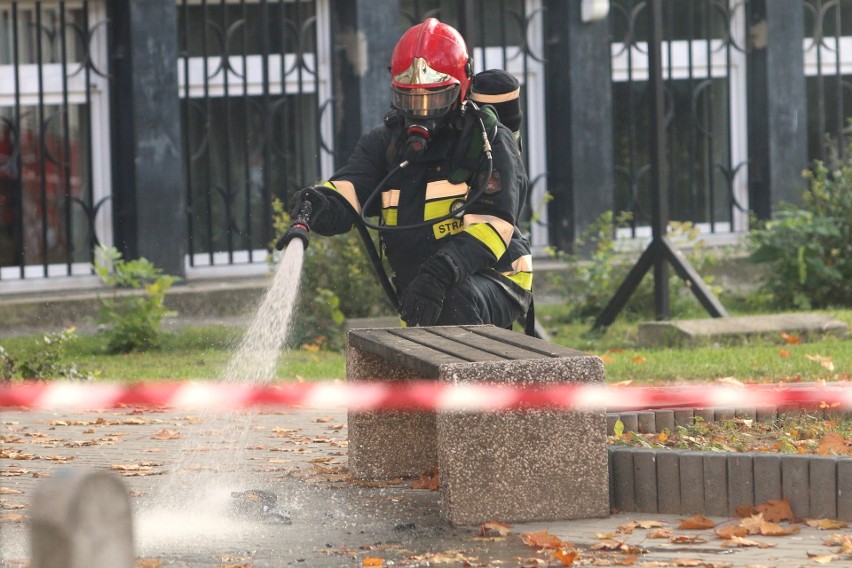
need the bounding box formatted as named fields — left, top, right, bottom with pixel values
left=2, top=405, right=850, bottom=567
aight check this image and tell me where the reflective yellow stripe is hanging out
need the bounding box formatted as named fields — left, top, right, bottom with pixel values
left=424, top=198, right=457, bottom=220
left=465, top=223, right=506, bottom=259
left=464, top=213, right=513, bottom=245
left=382, top=208, right=398, bottom=226
left=425, top=180, right=468, bottom=200
left=504, top=271, right=533, bottom=291
left=471, top=87, right=520, bottom=104
left=325, top=180, right=360, bottom=213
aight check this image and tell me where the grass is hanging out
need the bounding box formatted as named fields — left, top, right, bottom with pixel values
left=0, top=307, right=849, bottom=385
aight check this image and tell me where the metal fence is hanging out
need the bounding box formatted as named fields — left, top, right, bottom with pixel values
left=1, top=0, right=850, bottom=284
left=177, top=0, right=332, bottom=269
left=609, top=0, right=852, bottom=240
left=0, top=1, right=110, bottom=281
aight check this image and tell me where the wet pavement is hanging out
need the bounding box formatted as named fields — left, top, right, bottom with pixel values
left=1, top=405, right=851, bottom=567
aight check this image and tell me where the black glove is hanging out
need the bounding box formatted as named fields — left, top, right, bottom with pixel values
left=399, top=255, right=457, bottom=327
left=289, top=185, right=353, bottom=237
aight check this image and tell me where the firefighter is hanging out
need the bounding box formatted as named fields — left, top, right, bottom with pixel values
left=291, top=18, right=532, bottom=329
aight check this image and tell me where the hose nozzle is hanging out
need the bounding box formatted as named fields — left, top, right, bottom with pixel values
left=275, top=199, right=313, bottom=250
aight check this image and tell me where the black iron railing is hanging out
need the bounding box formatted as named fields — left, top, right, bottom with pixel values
left=0, top=1, right=109, bottom=280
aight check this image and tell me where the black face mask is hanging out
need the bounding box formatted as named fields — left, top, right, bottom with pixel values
left=401, top=114, right=453, bottom=163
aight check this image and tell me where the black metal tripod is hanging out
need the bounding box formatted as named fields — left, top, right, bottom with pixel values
left=593, top=0, right=728, bottom=331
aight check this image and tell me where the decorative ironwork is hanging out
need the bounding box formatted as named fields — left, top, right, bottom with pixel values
left=0, top=1, right=109, bottom=281
left=610, top=0, right=750, bottom=238
left=178, top=0, right=327, bottom=267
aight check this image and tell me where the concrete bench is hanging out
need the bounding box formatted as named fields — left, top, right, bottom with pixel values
left=346, top=324, right=609, bottom=525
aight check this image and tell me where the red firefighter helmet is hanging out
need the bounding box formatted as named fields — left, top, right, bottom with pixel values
left=390, top=18, right=471, bottom=118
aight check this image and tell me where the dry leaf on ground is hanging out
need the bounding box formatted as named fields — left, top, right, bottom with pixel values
left=677, top=514, right=715, bottom=530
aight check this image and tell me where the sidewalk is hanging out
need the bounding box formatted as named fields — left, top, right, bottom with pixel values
left=2, top=405, right=850, bottom=567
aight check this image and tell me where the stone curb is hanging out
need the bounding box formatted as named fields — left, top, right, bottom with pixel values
left=605, top=405, right=852, bottom=521
left=607, top=447, right=852, bottom=522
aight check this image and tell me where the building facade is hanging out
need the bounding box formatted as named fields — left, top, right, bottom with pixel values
left=0, top=0, right=849, bottom=292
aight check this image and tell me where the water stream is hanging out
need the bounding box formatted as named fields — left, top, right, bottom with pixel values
left=136, top=240, right=307, bottom=553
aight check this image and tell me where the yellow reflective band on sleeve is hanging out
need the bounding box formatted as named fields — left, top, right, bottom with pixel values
left=324, top=180, right=361, bottom=213
left=464, top=213, right=513, bottom=245
left=382, top=208, right=398, bottom=226
left=503, top=271, right=533, bottom=291
left=465, top=223, right=507, bottom=259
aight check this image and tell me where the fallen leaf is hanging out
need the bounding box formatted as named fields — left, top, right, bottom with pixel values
left=805, top=519, right=848, bottom=530
left=721, top=536, right=774, bottom=548
left=136, top=560, right=162, bottom=568
left=715, top=377, right=744, bottom=387
left=817, top=432, right=849, bottom=456
left=809, top=555, right=837, bottom=564
left=715, top=525, right=749, bottom=539
left=780, top=332, right=800, bottom=345
left=631, top=356, right=646, bottom=364
left=480, top=520, right=511, bottom=537
left=0, top=488, right=23, bottom=495
left=152, top=429, right=181, bottom=440
left=805, top=354, right=834, bottom=371
left=42, top=455, right=75, bottom=462
left=554, top=547, right=579, bottom=566
left=613, top=419, right=624, bottom=438
left=314, top=417, right=333, bottom=423
left=0, top=513, right=25, bottom=522
left=520, top=529, right=566, bottom=549
left=648, top=529, right=672, bottom=539
left=778, top=349, right=792, bottom=359
left=361, top=558, right=383, bottom=567
left=677, top=514, right=715, bottom=530
left=410, top=467, right=439, bottom=491
left=755, top=499, right=795, bottom=523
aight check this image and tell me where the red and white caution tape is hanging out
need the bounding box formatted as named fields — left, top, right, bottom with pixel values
left=0, top=381, right=850, bottom=412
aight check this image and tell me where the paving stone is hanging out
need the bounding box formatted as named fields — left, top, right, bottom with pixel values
left=606, top=413, right=620, bottom=436
left=714, top=408, right=736, bottom=422
left=735, top=407, right=756, bottom=420
left=781, top=455, right=810, bottom=519
left=703, top=453, right=729, bottom=517
left=693, top=407, right=714, bottom=424
left=755, top=406, right=777, bottom=422
left=753, top=454, right=782, bottom=504
left=654, top=410, right=675, bottom=433
left=656, top=451, right=681, bottom=514
left=619, top=413, right=639, bottom=434
left=839, top=459, right=852, bottom=522
left=672, top=408, right=694, bottom=428
left=809, top=457, right=837, bottom=520
left=637, top=411, right=657, bottom=434
left=727, top=453, right=754, bottom=517
left=31, top=469, right=134, bottom=568
left=611, top=447, right=636, bottom=513
left=633, top=449, right=658, bottom=514
left=679, top=452, right=705, bottom=515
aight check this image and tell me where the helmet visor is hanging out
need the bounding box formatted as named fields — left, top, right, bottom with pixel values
left=391, top=85, right=460, bottom=118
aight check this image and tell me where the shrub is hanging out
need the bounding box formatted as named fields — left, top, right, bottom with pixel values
left=92, top=245, right=178, bottom=353
left=270, top=200, right=395, bottom=351
left=748, top=136, right=852, bottom=310
left=0, top=328, right=96, bottom=381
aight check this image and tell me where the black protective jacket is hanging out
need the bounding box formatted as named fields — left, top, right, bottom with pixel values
left=324, top=108, right=533, bottom=309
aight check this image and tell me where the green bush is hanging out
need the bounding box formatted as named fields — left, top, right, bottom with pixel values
left=748, top=136, right=852, bottom=310
left=92, top=245, right=178, bottom=353
left=545, top=212, right=723, bottom=324
left=0, top=328, right=96, bottom=381
left=270, top=200, right=395, bottom=351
